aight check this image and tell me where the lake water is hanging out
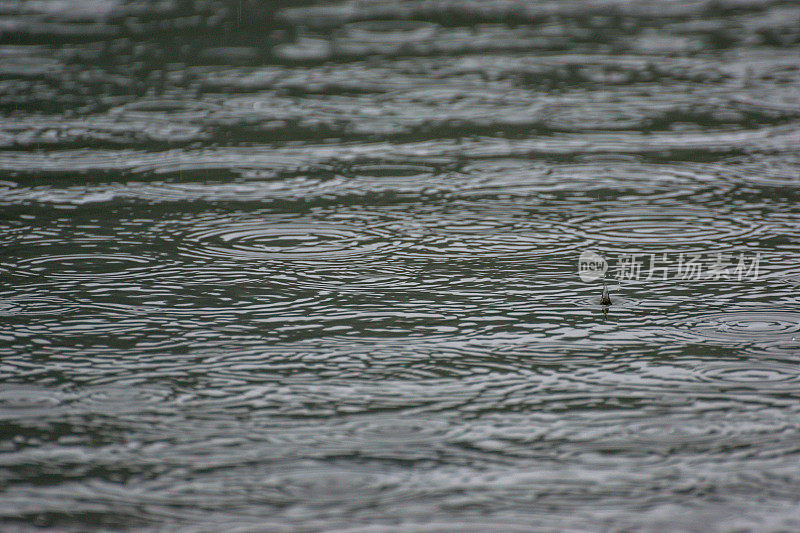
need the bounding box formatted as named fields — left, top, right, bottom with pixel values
left=2, top=0, right=800, bottom=530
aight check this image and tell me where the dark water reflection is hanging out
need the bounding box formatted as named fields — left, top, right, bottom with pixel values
left=2, top=0, right=800, bottom=530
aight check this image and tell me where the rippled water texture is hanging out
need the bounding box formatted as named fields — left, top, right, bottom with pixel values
left=2, top=0, right=800, bottom=530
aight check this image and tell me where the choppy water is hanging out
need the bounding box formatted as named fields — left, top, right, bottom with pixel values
left=2, top=0, right=800, bottom=530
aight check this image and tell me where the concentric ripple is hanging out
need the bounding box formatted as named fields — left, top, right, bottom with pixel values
left=180, top=217, right=399, bottom=261
left=567, top=207, right=762, bottom=250
left=680, top=311, right=800, bottom=344
left=572, top=293, right=639, bottom=310
left=458, top=160, right=737, bottom=206
left=695, top=361, right=800, bottom=392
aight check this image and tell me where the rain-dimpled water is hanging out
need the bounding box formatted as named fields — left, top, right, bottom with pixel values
left=2, top=0, right=800, bottom=530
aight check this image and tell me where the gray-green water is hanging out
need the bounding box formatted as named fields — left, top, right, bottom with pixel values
left=2, top=0, right=800, bottom=530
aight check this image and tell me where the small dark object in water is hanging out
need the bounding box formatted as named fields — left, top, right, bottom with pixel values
left=601, top=283, right=612, bottom=306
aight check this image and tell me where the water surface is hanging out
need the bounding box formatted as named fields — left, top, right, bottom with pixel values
left=2, top=0, right=800, bottom=530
